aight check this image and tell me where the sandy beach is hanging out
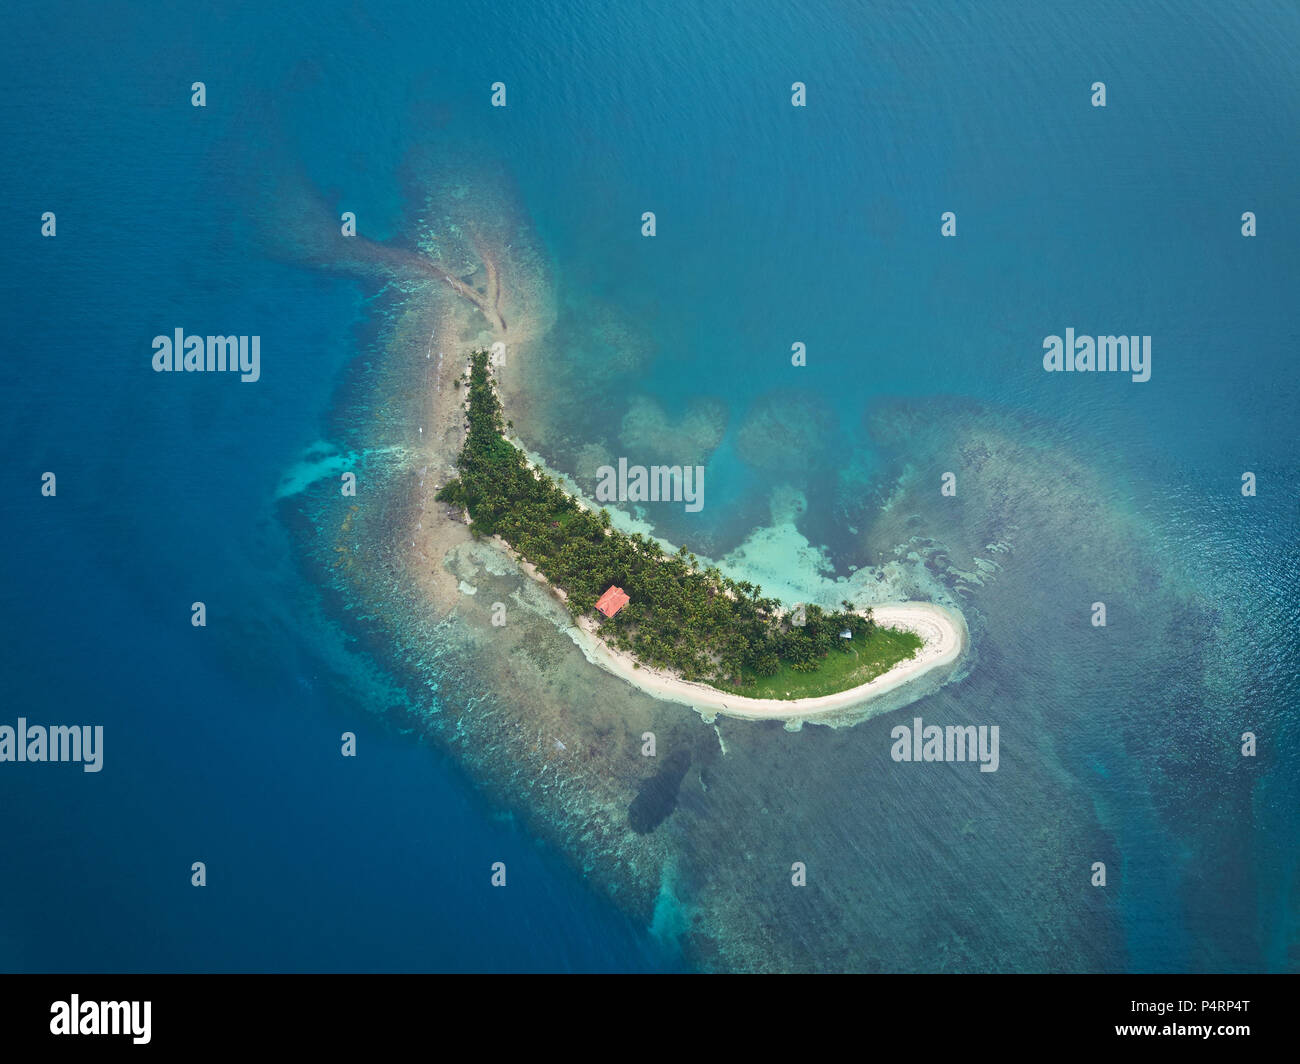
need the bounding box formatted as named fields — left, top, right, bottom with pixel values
left=408, top=233, right=548, bottom=617
left=566, top=601, right=968, bottom=723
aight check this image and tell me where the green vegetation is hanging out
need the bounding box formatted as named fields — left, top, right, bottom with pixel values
left=438, top=350, right=922, bottom=695
left=718, top=623, right=923, bottom=700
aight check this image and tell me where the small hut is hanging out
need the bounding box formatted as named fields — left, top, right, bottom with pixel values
left=595, top=586, right=630, bottom=618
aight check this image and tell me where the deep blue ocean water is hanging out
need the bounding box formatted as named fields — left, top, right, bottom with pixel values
left=2, top=1, right=1296, bottom=971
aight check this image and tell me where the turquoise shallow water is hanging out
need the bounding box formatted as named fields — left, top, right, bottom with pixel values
left=2, top=1, right=1297, bottom=971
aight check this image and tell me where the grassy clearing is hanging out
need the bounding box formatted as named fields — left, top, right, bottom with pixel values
left=719, top=625, right=924, bottom=700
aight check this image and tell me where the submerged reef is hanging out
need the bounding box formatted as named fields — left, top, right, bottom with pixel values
left=271, top=162, right=1255, bottom=972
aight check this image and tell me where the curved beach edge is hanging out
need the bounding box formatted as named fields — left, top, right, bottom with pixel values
left=565, top=601, right=970, bottom=727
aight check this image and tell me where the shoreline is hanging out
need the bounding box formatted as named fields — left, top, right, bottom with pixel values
left=484, top=504, right=969, bottom=726
left=566, top=600, right=968, bottom=724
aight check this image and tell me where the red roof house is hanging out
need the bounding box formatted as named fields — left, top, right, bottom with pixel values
left=594, top=585, right=630, bottom=618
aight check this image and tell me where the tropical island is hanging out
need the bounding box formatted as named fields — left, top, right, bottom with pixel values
left=437, top=350, right=965, bottom=716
